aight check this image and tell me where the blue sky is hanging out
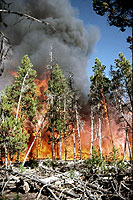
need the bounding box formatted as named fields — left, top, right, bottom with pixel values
left=70, top=0, right=132, bottom=78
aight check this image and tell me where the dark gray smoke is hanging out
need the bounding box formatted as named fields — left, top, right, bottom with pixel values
left=0, top=0, right=99, bottom=100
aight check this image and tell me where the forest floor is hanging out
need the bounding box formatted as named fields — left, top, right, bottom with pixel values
left=0, top=159, right=132, bottom=200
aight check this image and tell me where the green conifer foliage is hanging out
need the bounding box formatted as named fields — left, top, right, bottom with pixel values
left=45, top=64, right=71, bottom=160
left=110, top=53, right=132, bottom=130
left=110, top=53, right=132, bottom=108
left=0, top=55, right=39, bottom=160
left=89, top=58, right=110, bottom=106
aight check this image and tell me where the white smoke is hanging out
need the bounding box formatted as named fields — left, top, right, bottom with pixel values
left=0, top=0, right=99, bottom=99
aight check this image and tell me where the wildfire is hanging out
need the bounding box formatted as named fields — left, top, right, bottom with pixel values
left=4, top=71, right=132, bottom=162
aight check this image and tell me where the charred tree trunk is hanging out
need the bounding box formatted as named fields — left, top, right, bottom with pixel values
left=90, top=106, right=94, bottom=159
left=75, top=105, right=82, bottom=160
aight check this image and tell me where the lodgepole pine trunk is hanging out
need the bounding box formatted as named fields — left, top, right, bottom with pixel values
left=2, top=113, right=8, bottom=174
left=123, top=128, right=132, bottom=161
left=64, top=97, right=67, bottom=161
left=4, top=143, right=8, bottom=178
left=59, top=131, right=62, bottom=160
left=90, top=106, right=94, bottom=159
left=23, top=134, right=37, bottom=166
left=73, top=122, right=76, bottom=163
left=75, top=105, right=82, bottom=160
left=59, top=98, right=62, bottom=160
left=64, top=135, right=67, bottom=161
left=16, top=70, right=29, bottom=120
left=4, top=143, right=8, bottom=169
left=22, top=115, right=47, bottom=166
left=51, top=107, right=55, bottom=162
left=50, top=60, right=55, bottom=162
left=36, top=135, right=39, bottom=159
left=98, top=116, right=102, bottom=159
left=127, top=134, right=132, bottom=161
left=123, top=128, right=127, bottom=161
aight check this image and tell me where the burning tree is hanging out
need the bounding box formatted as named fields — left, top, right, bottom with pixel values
left=109, top=53, right=132, bottom=160
left=89, top=54, right=132, bottom=160
left=0, top=55, right=40, bottom=165
left=45, top=64, right=72, bottom=161
left=89, top=58, right=111, bottom=158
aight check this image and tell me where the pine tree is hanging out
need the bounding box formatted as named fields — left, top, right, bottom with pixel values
left=45, top=64, right=71, bottom=161
left=68, top=73, right=82, bottom=161
left=0, top=55, right=39, bottom=162
left=110, top=53, right=132, bottom=121
left=109, top=53, right=132, bottom=160
left=89, top=58, right=111, bottom=158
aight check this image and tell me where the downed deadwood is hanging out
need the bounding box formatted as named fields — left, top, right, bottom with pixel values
left=0, top=167, right=80, bottom=199
left=0, top=160, right=132, bottom=200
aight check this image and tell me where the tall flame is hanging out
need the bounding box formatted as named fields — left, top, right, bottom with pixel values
left=4, top=71, right=132, bottom=162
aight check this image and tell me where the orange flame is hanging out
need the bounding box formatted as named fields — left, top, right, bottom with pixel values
left=5, top=71, right=132, bottom=162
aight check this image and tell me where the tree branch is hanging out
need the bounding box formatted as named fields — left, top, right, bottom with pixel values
left=0, top=9, right=57, bottom=33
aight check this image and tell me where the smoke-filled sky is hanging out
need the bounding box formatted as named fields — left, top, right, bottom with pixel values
left=0, top=0, right=100, bottom=99
left=1, top=0, right=131, bottom=100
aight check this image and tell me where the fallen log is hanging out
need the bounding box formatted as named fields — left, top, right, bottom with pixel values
left=0, top=167, right=79, bottom=199
left=87, top=183, right=108, bottom=193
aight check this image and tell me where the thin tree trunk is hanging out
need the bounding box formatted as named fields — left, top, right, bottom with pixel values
left=123, top=132, right=127, bottom=161
left=98, top=116, right=102, bottom=159
left=127, top=133, right=132, bottom=161
left=64, top=97, right=67, bottom=161
left=23, top=134, right=37, bottom=166
left=52, top=125, right=55, bottom=162
left=101, top=90, right=113, bottom=145
left=64, top=135, right=67, bottom=161
left=4, top=143, right=8, bottom=178
left=36, top=136, right=38, bottom=159
left=49, top=53, right=55, bottom=162
left=59, top=98, right=62, bottom=160
left=73, top=123, right=76, bottom=163
left=90, top=106, right=94, bottom=159
left=16, top=70, right=29, bottom=120
left=59, top=131, right=62, bottom=160
left=36, top=122, right=39, bottom=159
left=114, top=91, right=132, bottom=130
left=123, top=128, right=132, bottom=161
left=22, top=115, right=47, bottom=166
left=2, top=112, right=8, bottom=173
left=75, top=105, right=82, bottom=160
left=4, top=143, right=8, bottom=169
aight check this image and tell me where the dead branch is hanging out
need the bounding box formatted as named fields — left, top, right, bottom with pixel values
left=0, top=159, right=132, bottom=200
left=0, top=9, right=57, bottom=33
left=0, top=31, right=11, bottom=76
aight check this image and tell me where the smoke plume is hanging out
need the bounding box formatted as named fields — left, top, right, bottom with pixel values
left=0, top=0, right=99, bottom=100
